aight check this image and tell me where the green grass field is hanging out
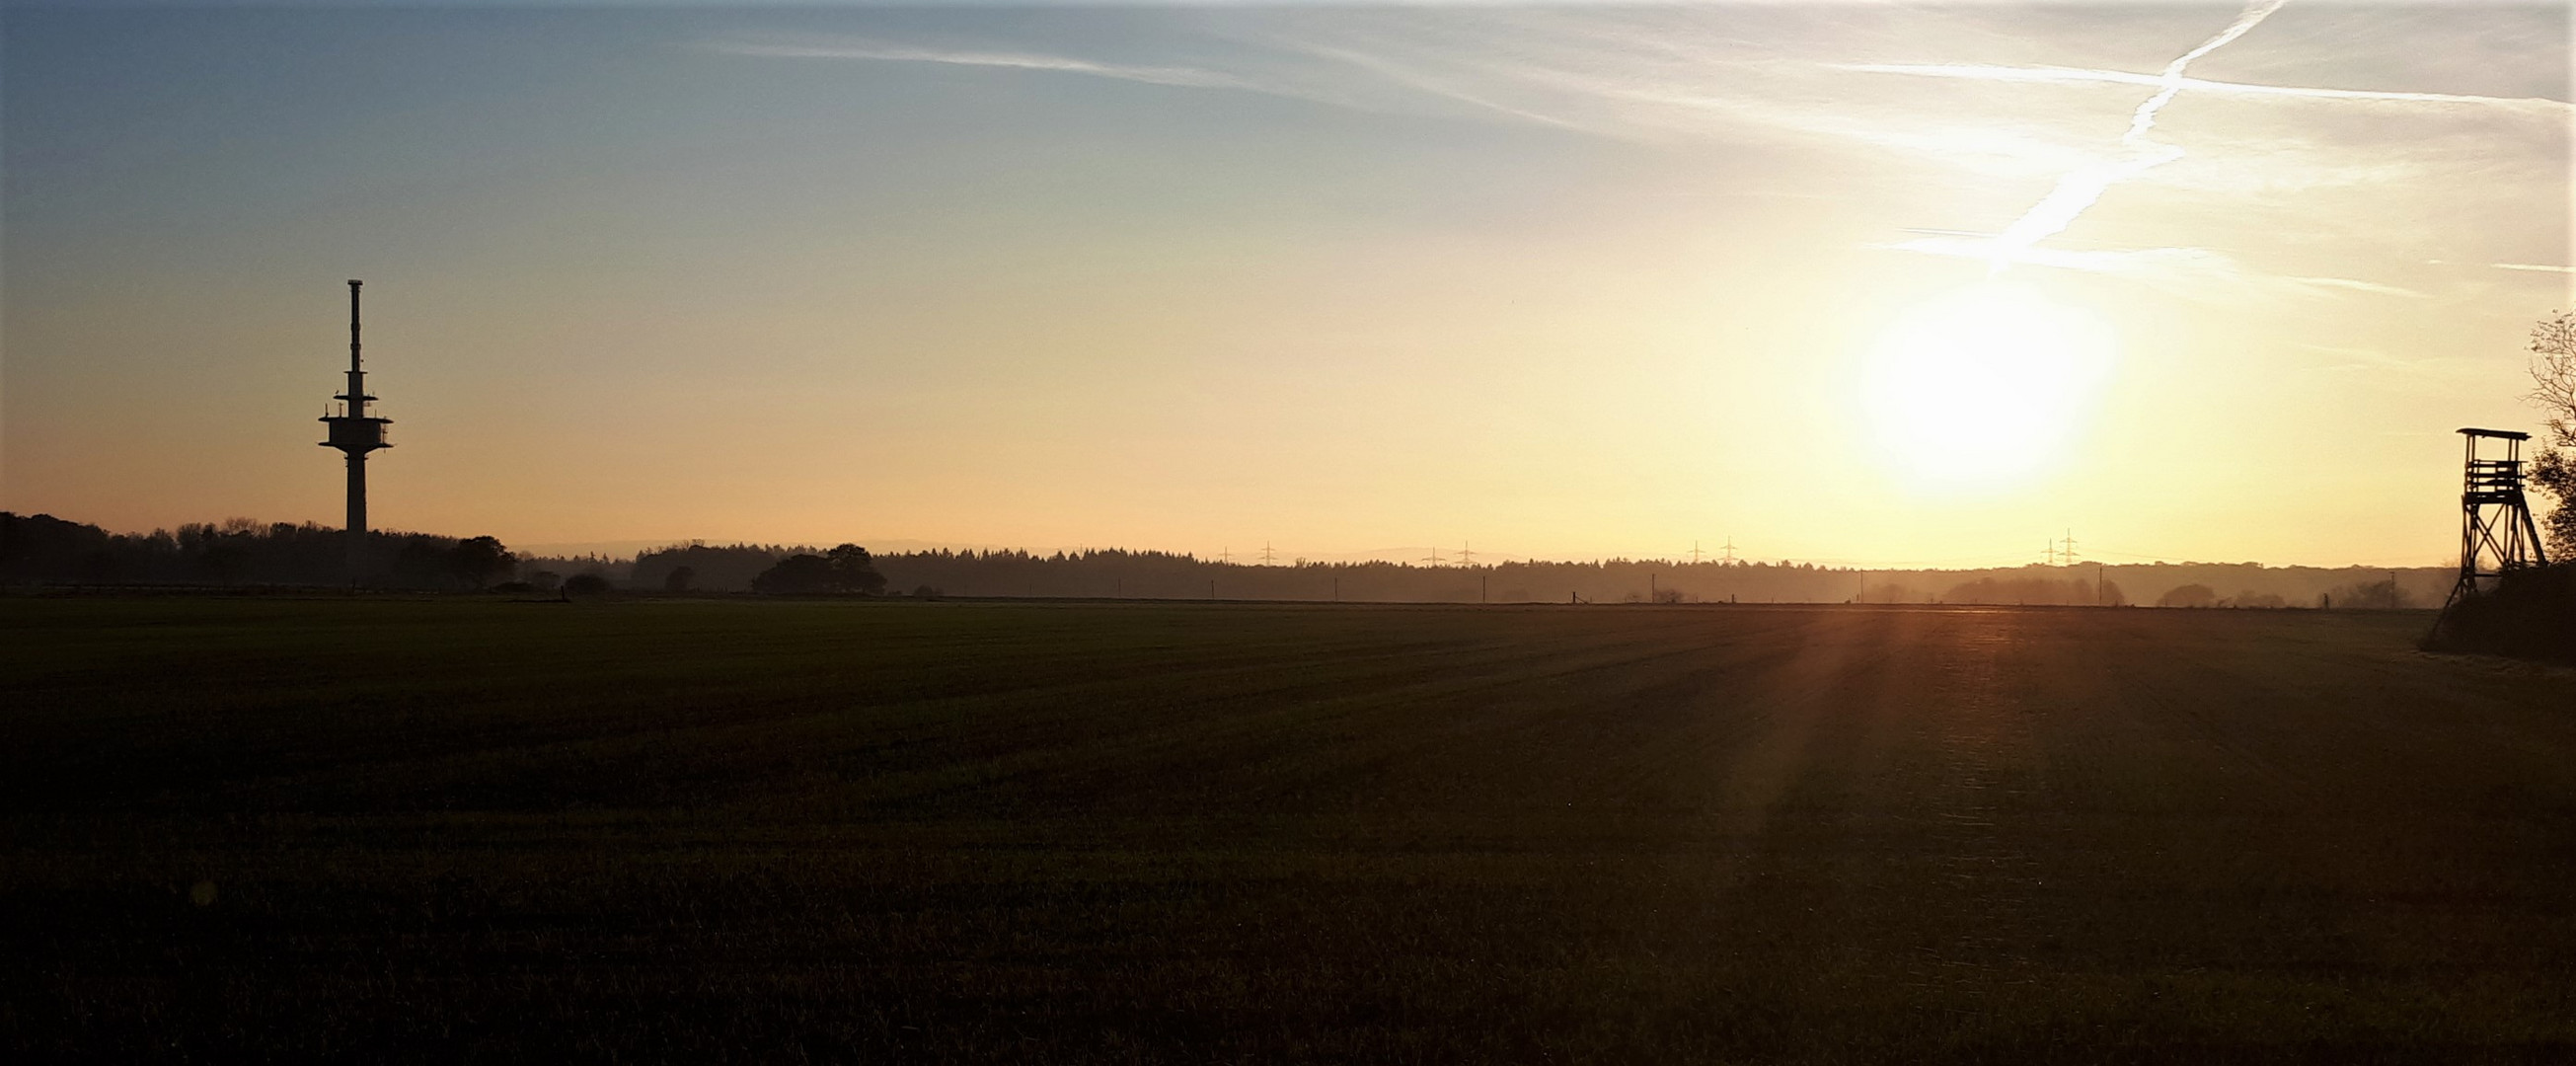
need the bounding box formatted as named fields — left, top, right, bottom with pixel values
left=7, top=597, right=2575, bottom=1062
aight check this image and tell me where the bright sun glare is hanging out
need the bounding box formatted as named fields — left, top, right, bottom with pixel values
left=1861, top=282, right=2117, bottom=492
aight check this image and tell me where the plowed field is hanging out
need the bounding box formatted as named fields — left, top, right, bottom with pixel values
left=6, top=598, right=2573, bottom=1061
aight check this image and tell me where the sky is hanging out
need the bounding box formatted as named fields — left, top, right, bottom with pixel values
left=3, top=1, right=2568, bottom=568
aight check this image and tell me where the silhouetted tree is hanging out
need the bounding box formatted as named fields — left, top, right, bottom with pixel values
left=563, top=572, right=612, bottom=600
left=664, top=565, right=695, bottom=592
left=633, top=543, right=787, bottom=592
left=450, top=536, right=516, bottom=589
left=2426, top=563, right=2576, bottom=662
left=827, top=544, right=888, bottom=595
left=2326, top=578, right=2407, bottom=610
left=2530, top=311, right=2576, bottom=557
left=753, top=545, right=886, bottom=594
left=1944, top=575, right=2096, bottom=605
left=2158, top=584, right=2218, bottom=608
left=198, top=540, right=248, bottom=584
left=752, top=555, right=837, bottom=594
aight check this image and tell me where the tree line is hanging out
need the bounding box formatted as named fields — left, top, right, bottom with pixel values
left=558, top=543, right=2462, bottom=608
left=0, top=512, right=512, bottom=589
left=0, top=513, right=2458, bottom=609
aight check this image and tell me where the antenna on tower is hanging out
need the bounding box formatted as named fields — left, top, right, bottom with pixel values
left=318, top=279, right=392, bottom=581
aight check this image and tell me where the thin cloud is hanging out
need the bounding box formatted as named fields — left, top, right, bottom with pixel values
left=2493, top=263, right=2576, bottom=274
left=711, top=38, right=1254, bottom=92
left=2291, top=343, right=2488, bottom=379
left=2281, top=274, right=2424, bottom=298
left=711, top=14, right=2554, bottom=298
left=1879, top=235, right=2426, bottom=301
left=1292, top=42, right=1592, bottom=131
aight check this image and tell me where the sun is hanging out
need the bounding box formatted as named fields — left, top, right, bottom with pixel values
left=1860, top=282, right=2117, bottom=492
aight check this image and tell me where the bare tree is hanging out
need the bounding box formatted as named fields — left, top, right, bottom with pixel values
left=2530, top=311, right=2576, bottom=557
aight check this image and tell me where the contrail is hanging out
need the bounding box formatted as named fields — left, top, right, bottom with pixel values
left=1836, top=62, right=2570, bottom=115
left=1985, top=0, right=2290, bottom=270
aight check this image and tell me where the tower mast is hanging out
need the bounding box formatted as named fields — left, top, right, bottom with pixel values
left=320, top=280, right=392, bottom=579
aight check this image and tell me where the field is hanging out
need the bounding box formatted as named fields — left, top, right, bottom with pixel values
left=6, top=597, right=2576, bottom=1062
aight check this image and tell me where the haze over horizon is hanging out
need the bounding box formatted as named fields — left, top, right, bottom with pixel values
left=5, top=1, right=2569, bottom=570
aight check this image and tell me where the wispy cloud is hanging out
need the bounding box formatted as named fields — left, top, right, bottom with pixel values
left=1879, top=235, right=2426, bottom=302
left=711, top=38, right=1254, bottom=92
left=709, top=10, right=2557, bottom=311
left=1294, top=42, right=1591, bottom=131
left=2493, top=263, right=2576, bottom=274
left=2291, top=343, right=2488, bottom=380
left=2283, top=273, right=2424, bottom=298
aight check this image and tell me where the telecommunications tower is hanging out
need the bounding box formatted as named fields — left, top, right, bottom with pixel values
left=319, top=280, right=392, bottom=576
left=2447, top=427, right=2546, bottom=608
